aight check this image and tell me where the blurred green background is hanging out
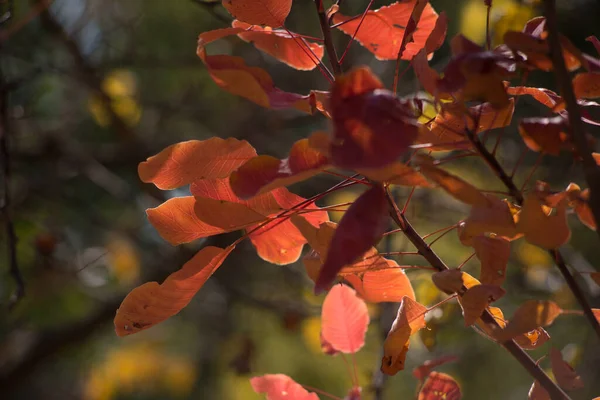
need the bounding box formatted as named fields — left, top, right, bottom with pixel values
left=1, top=0, right=599, bottom=399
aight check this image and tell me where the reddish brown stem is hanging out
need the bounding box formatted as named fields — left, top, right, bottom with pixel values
left=315, top=0, right=342, bottom=76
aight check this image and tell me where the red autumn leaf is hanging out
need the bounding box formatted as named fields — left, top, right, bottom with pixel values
left=357, top=162, right=432, bottom=187
left=438, top=35, right=512, bottom=108
left=321, top=284, right=370, bottom=354
left=514, top=327, right=551, bottom=350
left=573, top=189, right=595, bottom=230
left=416, top=156, right=490, bottom=207
left=139, top=138, right=256, bottom=190
left=332, top=1, right=440, bottom=61
left=246, top=190, right=329, bottom=265
left=382, top=296, right=428, bottom=375
left=549, top=347, right=584, bottom=391
left=222, top=0, right=291, bottom=27
left=328, top=67, right=419, bottom=169
left=344, top=259, right=416, bottom=303
left=232, top=20, right=324, bottom=70
left=197, top=31, right=317, bottom=112
left=507, top=86, right=565, bottom=111
left=459, top=284, right=506, bottom=326
left=395, top=0, right=429, bottom=60
left=573, top=72, right=600, bottom=99
left=518, top=115, right=570, bottom=155
left=412, top=355, right=459, bottom=381
left=425, top=11, right=447, bottom=53
left=495, top=300, right=563, bottom=342
left=315, top=184, right=389, bottom=293
left=413, top=49, right=444, bottom=99
left=147, top=197, right=234, bottom=245
left=418, top=372, right=462, bottom=400
left=250, top=374, right=318, bottom=400
left=229, top=138, right=329, bottom=199
left=473, top=235, right=510, bottom=287
left=114, top=245, right=234, bottom=336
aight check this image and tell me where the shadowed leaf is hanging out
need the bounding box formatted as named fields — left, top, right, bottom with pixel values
left=495, top=300, right=562, bottom=342
left=473, top=235, right=510, bottom=287
left=459, top=284, right=506, bottom=326
left=413, top=355, right=459, bottom=381
left=418, top=372, right=462, bottom=400
left=550, top=348, right=584, bottom=391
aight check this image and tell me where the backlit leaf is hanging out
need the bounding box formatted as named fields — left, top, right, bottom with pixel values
left=315, top=184, right=389, bottom=293
left=250, top=374, right=318, bottom=400
left=459, top=284, right=506, bottom=326
left=328, top=67, right=419, bottom=169
left=418, top=372, right=462, bottom=400
left=147, top=197, right=231, bottom=245
left=222, top=0, right=291, bottom=27
left=432, top=269, right=480, bottom=295
left=321, top=284, right=369, bottom=354
left=332, top=1, right=439, bottom=61
left=507, top=86, right=565, bottom=111
left=230, top=139, right=329, bottom=199
left=344, top=260, right=416, bottom=303
left=232, top=20, right=324, bottom=70
left=139, top=138, right=256, bottom=190
left=382, top=296, right=427, bottom=375
left=459, top=195, right=521, bottom=246
left=357, top=163, right=432, bottom=187
left=495, top=300, right=562, bottom=342
left=514, top=328, right=551, bottom=350
left=473, top=235, right=510, bottom=287
left=114, top=246, right=234, bottom=336
left=517, top=191, right=571, bottom=249
left=550, top=347, right=584, bottom=391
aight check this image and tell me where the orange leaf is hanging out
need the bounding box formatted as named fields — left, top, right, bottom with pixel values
left=495, top=300, right=562, bottom=342
left=473, top=235, right=510, bottom=287
left=382, top=296, right=427, bottom=375
left=232, top=20, right=323, bottom=70
left=328, top=66, right=418, bottom=168
left=321, top=284, right=370, bottom=354
left=332, top=1, right=439, bottom=61
left=114, top=245, right=234, bottom=336
left=572, top=188, right=596, bottom=230
left=139, top=138, right=256, bottom=190
left=413, top=49, right=445, bottom=99
left=507, top=86, right=565, bottom=111
left=250, top=374, right=318, bottom=400
left=147, top=197, right=232, bottom=245
left=573, top=72, right=600, bottom=99
left=316, top=184, right=389, bottom=293
left=458, top=195, right=521, bottom=246
left=459, top=284, right=506, bottom=326
left=514, top=328, right=551, bottom=350
left=344, top=260, right=416, bottom=303
left=593, top=309, right=600, bottom=323
left=222, top=0, right=291, bottom=27
left=517, top=191, right=571, bottom=249
left=418, top=372, right=462, bottom=400
left=550, top=347, right=584, bottom=391
left=417, top=157, right=490, bottom=207
left=412, top=355, right=459, bottom=381
left=229, top=138, right=329, bottom=199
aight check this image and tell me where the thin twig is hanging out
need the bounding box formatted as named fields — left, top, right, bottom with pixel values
left=384, top=187, right=571, bottom=400
left=314, top=0, right=342, bottom=76
left=0, top=45, right=24, bottom=308
left=542, top=0, right=600, bottom=244
left=465, top=119, right=600, bottom=340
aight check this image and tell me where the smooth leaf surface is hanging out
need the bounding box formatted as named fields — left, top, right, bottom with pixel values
left=495, top=300, right=562, bottom=342
left=222, top=0, right=292, bottom=27
left=114, top=246, right=234, bottom=336
left=321, top=284, right=370, bottom=354
left=139, top=138, right=256, bottom=190
left=344, top=260, right=416, bottom=303
left=250, top=374, right=318, bottom=400
left=473, top=235, right=510, bottom=287
left=315, top=184, right=389, bottom=293
left=333, top=1, right=440, bottom=60
left=518, top=191, right=571, bottom=249
left=459, top=284, right=506, bottom=326
left=550, top=348, right=584, bottom=391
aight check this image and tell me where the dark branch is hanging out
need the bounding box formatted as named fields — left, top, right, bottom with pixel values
left=542, top=0, right=600, bottom=245
left=314, top=0, right=342, bottom=77
left=384, top=187, right=571, bottom=400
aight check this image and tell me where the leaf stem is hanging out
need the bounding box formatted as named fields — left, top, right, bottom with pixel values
left=383, top=186, right=571, bottom=399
